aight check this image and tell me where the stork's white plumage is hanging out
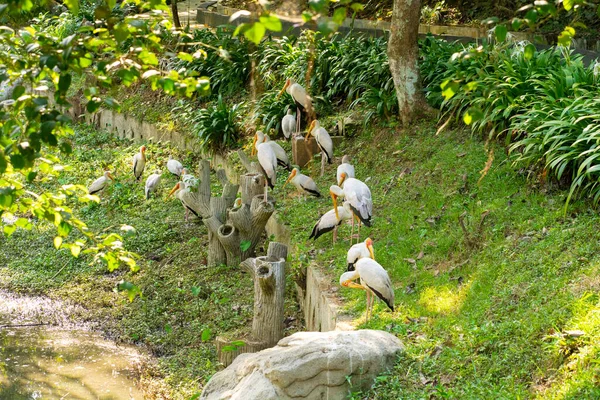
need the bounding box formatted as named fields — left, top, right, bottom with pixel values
left=347, top=237, right=374, bottom=271
left=167, top=157, right=183, bottom=177
left=339, top=258, right=394, bottom=321
left=284, top=168, right=321, bottom=197
left=281, top=109, right=295, bottom=139
left=306, top=120, right=333, bottom=164
left=88, top=171, right=114, bottom=195
left=133, top=145, right=146, bottom=181
left=253, top=134, right=278, bottom=198
left=260, top=131, right=291, bottom=171
left=145, top=171, right=162, bottom=200
left=309, top=201, right=353, bottom=243
left=278, top=78, right=313, bottom=134
left=330, top=177, right=373, bottom=243
left=168, top=179, right=199, bottom=221
left=337, top=155, right=355, bottom=186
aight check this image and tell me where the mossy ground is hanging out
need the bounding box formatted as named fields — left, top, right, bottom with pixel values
left=274, top=118, right=600, bottom=399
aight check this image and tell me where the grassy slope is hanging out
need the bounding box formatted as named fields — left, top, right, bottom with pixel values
left=0, top=127, right=269, bottom=398
left=276, top=119, right=600, bottom=399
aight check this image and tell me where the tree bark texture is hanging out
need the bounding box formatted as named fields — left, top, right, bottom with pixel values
left=388, top=0, right=428, bottom=126
left=171, top=0, right=181, bottom=28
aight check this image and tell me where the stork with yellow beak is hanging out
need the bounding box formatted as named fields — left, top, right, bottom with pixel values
left=133, top=145, right=146, bottom=181
left=339, top=258, right=394, bottom=322
left=347, top=237, right=375, bottom=271
left=278, top=78, right=313, bottom=134
left=337, top=155, right=355, bottom=186
left=309, top=201, right=353, bottom=244
left=284, top=167, right=321, bottom=197
left=88, top=171, right=114, bottom=195
left=261, top=132, right=291, bottom=171
left=253, top=131, right=278, bottom=201
left=145, top=171, right=162, bottom=200
left=281, top=109, right=295, bottom=139
left=330, top=175, right=373, bottom=243
left=306, top=120, right=333, bottom=177
left=168, top=179, right=199, bottom=221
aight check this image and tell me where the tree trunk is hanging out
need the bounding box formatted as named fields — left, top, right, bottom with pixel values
left=388, top=0, right=429, bottom=126
left=171, top=0, right=181, bottom=28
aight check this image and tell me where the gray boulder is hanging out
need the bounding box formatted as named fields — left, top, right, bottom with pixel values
left=201, top=330, right=403, bottom=400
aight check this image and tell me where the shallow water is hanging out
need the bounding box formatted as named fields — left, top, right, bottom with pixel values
left=0, top=291, right=145, bottom=399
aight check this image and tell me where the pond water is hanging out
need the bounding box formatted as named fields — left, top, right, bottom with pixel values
left=0, top=291, right=145, bottom=399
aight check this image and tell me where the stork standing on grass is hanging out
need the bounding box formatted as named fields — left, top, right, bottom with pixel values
left=337, top=155, right=355, bottom=186
left=145, top=171, right=162, bottom=200
left=253, top=132, right=278, bottom=201
left=330, top=175, right=373, bottom=243
left=133, top=145, right=146, bottom=181
left=306, top=120, right=333, bottom=177
left=347, top=237, right=375, bottom=271
left=262, top=132, right=291, bottom=170
left=167, top=156, right=184, bottom=177
left=282, top=109, right=295, bottom=139
left=168, top=179, right=199, bottom=221
left=278, top=78, right=313, bottom=134
left=88, top=171, right=114, bottom=196
left=283, top=167, right=321, bottom=197
left=309, top=201, right=353, bottom=244
left=339, top=258, right=394, bottom=321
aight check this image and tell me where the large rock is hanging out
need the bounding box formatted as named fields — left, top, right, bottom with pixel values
left=201, top=330, right=403, bottom=400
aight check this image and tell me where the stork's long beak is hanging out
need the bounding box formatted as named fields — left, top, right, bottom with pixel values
left=305, top=121, right=315, bottom=141
left=342, top=280, right=364, bottom=289
left=367, top=242, right=375, bottom=260
left=331, top=192, right=339, bottom=220
left=339, top=172, right=347, bottom=186
left=251, top=135, right=257, bottom=156
left=167, top=182, right=181, bottom=198
left=277, top=80, right=290, bottom=98
left=108, top=173, right=114, bottom=180
left=283, top=169, right=296, bottom=189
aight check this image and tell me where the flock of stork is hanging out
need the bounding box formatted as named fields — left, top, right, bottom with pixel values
left=86, top=78, right=395, bottom=321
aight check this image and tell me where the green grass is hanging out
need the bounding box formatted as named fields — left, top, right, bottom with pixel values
left=274, top=118, right=600, bottom=399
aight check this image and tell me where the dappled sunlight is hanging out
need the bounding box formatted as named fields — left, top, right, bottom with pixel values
left=418, top=281, right=471, bottom=315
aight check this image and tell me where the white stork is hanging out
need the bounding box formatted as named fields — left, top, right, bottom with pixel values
left=132, top=145, right=146, bottom=181
left=253, top=133, right=278, bottom=201
left=283, top=167, right=321, bottom=197
left=278, top=78, right=313, bottom=134
left=167, top=157, right=183, bottom=177
left=347, top=237, right=374, bottom=271
left=339, top=258, right=394, bottom=321
left=330, top=176, right=373, bottom=243
left=281, top=109, right=295, bottom=139
left=337, top=155, right=355, bottom=186
left=306, top=120, right=333, bottom=177
left=88, top=171, right=114, bottom=196
left=260, top=131, right=291, bottom=170
left=145, top=171, right=162, bottom=200
left=168, top=179, right=200, bottom=221
left=309, top=201, right=353, bottom=244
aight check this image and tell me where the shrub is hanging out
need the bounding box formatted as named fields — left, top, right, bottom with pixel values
left=255, top=90, right=297, bottom=137
left=192, top=96, right=242, bottom=154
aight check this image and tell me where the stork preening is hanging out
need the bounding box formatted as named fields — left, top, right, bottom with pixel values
left=339, top=258, right=394, bottom=321
left=278, top=79, right=313, bottom=134
left=309, top=201, right=353, bottom=244
left=347, top=237, right=375, bottom=271
left=330, top=176, right=373, bottom=243
left=88, top=171, right=114, bottom=196
left=261, top=131, right=291, bottom=170
left=306, top=120, right=333, bottom=177
left=284, top=168, right=321, bottom=197
left=145, top=171, right=162, bottom=200
left=167, top=157, right=184, bottom=177
left=282, top=109, right=295, bottom=139
left=133, top=145, right=146, bottom=181
left=168, top=179, right=199, bottom=221
left=253, top=132, right=278, bottom=201
left=337, top=155, right=355, bottom=186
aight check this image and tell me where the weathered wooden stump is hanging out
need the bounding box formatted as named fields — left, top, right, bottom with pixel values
left=291, top=134, right=320, bottom=168
left=217, top=242, right=288, bottom=367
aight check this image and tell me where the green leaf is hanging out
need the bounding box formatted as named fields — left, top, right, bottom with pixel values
left=164, top=324, right=173, bottom=334
left=332, top=7, right=347, bottom=25
left=231, top=340, right=246, bottom=347
left=54, top=236, right=63, bottom=249
left=3, top=225, right=16, bottom=236
left=259, top=15, right=282, bottom=32
left=107, top=0, right=116, bottom=9
left=0, top=151, right=7, bottom=174
left=71, top=244, right=81, bottom=257
left=463, top=107, right=483, bottom=125
left=201, top=328, right=212, bottom=342
left=177, top=52, right=194, bottom=63
left=191, top=286, right=201, bottom=296
left=117, top=280, right=142, bottom=302
left=139, top=50, right=158, bottom=66
left=244, top=22, right=266, bottom=44
left=240, top=240, right=252, bottom=252
left=308, top=0, right=327, bottom=13
left=558, top=26, right=575, bottom=47
left=12, top=86, right=25, bottom=100
left=563, top=0, right=574, bottom=11
left=440, top=79, right=459, bottom=101
left=64, top=0, right=79, bottom=14
left=10, top=154, right=25, bottom=170
left=524, top=43, right=536, bottom=60
left=57, top=221, right=72, bottom=237
left=79, top=55, right=93, bottom=68
left=495, top=24, right=508, bottom=42
left=58, top=74, right=72, bottom=93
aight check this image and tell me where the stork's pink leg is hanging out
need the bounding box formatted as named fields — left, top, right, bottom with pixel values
left=333, top=225, right=338, bottom=245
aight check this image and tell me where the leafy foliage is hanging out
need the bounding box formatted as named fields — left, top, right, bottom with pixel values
left=192, top=96, right=242, bottom=153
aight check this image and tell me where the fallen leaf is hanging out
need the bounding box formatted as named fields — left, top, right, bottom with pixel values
left=564, top=330, right=585, bottom=338
left=403, top=258, right=416, bottom=264
left=417, top=250, right=424, bottom=260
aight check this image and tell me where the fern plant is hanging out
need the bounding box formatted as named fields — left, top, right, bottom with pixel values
left=193, top=96, right=242, bottom=154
